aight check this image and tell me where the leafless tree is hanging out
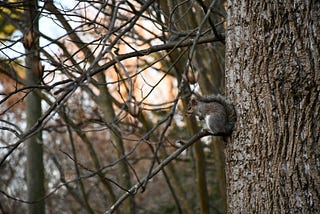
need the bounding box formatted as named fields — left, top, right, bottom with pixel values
left=226, top=0, right=320, bottom=213
left=1, top=0, right=227, bottom=213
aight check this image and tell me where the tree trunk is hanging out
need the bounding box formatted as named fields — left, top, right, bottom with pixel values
left=96, top=73, right=135, bottom=214
left=225, top=0, right=320, bottom=213
left=24, top=0, right=45, bottom=213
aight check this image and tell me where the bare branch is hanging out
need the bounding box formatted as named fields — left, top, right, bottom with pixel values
left=105, top=130, right=212, bottom=214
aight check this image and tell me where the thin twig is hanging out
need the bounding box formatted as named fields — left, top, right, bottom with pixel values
left=104, top=130, right=212, bottom=214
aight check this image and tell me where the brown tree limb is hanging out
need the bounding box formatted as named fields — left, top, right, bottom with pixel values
left=104, top=130, right=212, bottom=214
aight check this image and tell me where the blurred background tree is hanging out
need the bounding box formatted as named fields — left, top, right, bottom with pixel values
left=0, top=0, right=227, bottom=213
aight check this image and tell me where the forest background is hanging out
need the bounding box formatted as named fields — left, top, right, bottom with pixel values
left=1, top=0, right=227, bottom=213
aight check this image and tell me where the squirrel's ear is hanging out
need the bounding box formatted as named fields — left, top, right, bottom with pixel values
left=186, top=97, right=197, bottom=115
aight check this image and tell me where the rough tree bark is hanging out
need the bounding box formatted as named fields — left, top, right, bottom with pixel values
left=225, top=0, right=320, bottom=213
left=24, top=0, right=45, bottom=213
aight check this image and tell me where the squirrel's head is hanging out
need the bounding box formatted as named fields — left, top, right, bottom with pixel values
left=186, top=96, right=207, bottom=120
left=185, top=96, right=198, bottom=115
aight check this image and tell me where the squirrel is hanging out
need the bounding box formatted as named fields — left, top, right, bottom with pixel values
left=187, top=94, right=237, bottom=136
